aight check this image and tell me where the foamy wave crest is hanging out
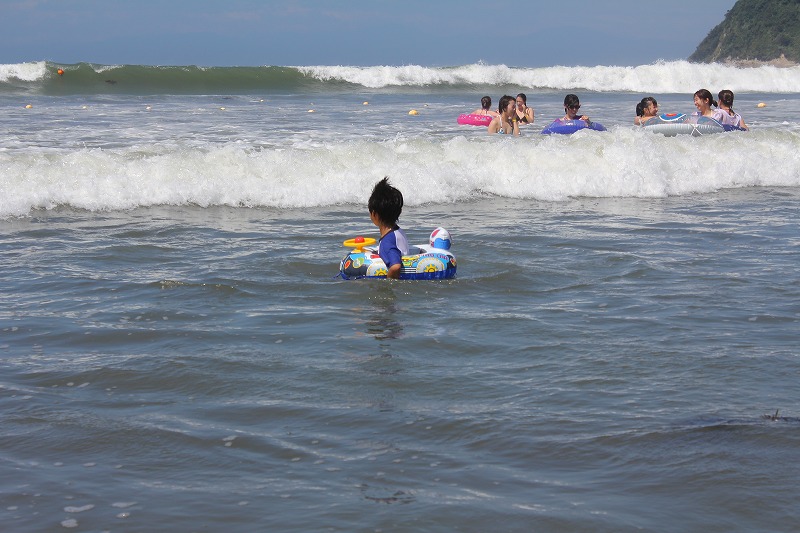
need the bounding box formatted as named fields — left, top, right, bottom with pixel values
left=4, top=61, right=799, bottom=95
left=2, top=130, right=800, bottom=218
left=549, top=61, right=800, bottom=93
left=89, top=63, right=124, bottom=74
left=0, top=61, right=47, bottom=83
left=298, top=61, right=800, bottom=93
left=297, top=63, right=518, bottom=88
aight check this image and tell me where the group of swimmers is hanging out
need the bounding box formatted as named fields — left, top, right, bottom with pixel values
left=369, top=89, right=749, bottom=276
left=472, top=93, right=597, bottom=135
left=367, top=90, right=747, bottom=276
left=635, top=89, right=748, bottom=130
left=471, top=94, right=535, bottom=135
left=470, top=89, right=748, bottom=135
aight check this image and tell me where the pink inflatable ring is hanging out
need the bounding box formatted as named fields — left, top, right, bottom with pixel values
left=457, top=113, right=493, bottom=126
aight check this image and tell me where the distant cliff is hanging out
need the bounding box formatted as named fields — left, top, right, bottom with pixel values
left=689, top=0, right=800, bottom=63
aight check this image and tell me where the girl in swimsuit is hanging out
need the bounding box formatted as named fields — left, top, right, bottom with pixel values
left=471, top=95, right=500, bottom=117
left=717, top=90, right=748, bottom=130
left=488, top=95, right=520, bottom=135
left=634, top=97, right=658, bottom=125
left=560, top=94, right=591, bottom=124
left=692, top=89, right=726, bottom=123
left=514, top=93, right=535, bottom=125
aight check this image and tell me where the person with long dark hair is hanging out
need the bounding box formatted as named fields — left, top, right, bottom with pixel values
left=514, top=93, right=535, bottom=125
left=488, top=95, right=520, bottom=135
left=692, top=89, right=725, bottom=122
left=634, top=96, right=659, bottom=125
left=716, top=90, right=748, bottom=130
left=471, top=95, right=499, bottom=117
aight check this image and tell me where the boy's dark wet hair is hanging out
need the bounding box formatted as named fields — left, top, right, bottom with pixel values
left=368, top=177, right=403, bottom=227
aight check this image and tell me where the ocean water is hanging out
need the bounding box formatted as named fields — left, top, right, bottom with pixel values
left=2, top=61, right=800, bottom=532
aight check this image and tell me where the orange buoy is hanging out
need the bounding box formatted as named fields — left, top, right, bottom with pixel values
left=57, top=68, right=64, bottom=76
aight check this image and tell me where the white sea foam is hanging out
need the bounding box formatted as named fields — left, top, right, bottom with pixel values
left=2, top=129, right=799, bottom=218
left=90, top=63, right=124, bottom=74
left=297, top=61, right=800, bottom=93
left=0, top=61, right=47, bottom=82
left=64, top=504, right=95, bottom=513
left=112, top=502, right=137, bottom=508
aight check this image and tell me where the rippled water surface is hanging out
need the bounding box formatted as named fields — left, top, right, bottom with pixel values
left=2, top=75, right=800, bottom=530
left=2, top=189, right=799, bottom=532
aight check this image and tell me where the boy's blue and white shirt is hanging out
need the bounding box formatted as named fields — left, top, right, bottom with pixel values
left=378, top=227, right=409, bottom=268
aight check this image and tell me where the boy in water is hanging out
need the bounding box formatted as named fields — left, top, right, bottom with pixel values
left=368, top=177, right=409, bottom=279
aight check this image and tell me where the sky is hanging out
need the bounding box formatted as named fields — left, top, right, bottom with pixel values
left=1, top=0, right=739, bottom=67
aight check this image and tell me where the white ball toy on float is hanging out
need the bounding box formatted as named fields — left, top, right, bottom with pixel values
left=429, top=227, right=452, bottom=250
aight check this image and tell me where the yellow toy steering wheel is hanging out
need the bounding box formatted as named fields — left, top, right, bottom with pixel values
left=343, top=236, right=376, bottom=253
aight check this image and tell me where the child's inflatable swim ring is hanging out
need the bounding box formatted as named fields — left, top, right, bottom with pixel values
left=643, top=113, right=745, bottom=136
left=457, top=113, right=493, bottom=126
left=541, top=118, right=607, bottom=135
left=339, top=230, right=457, bottom=280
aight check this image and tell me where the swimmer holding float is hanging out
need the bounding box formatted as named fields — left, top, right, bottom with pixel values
left=471, top=96, right=500, bottom=118
left=338, top=177, right=457, bottom=280
left=540, top=94, right=606, bottom=134
left=561, top=94, right=592, bottom=124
